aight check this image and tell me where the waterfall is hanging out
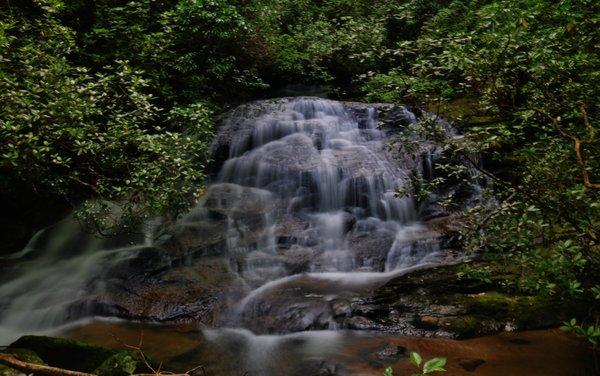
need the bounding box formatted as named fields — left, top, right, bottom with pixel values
left=0, top=97, right=462, bottom=343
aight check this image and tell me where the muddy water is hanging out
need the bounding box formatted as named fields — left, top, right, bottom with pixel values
left=63, top=321, right=595, bottom=376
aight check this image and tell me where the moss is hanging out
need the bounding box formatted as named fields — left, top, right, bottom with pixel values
left=7, top=336, right=155, bottom=376
left=374, top=260, right=590, bottom=338
left=3, top=348, right=46, bottom=365
left=414, top=315, right=440, bottom=330
left=0, top=348, right=46, bottom=376
left=440, top=315, right=507, bottom=338
left=0, top=365, right=20, bottom=376
left=463, top=291, right=585, bottom=331
left=94, top=351, right=147, bottom=376
left=9, top=335, right=116, bottom=372
left=425, top=97, right=495, bottom=126
left=441, top=315, right=484, bottom=337
left=466, top=292, right=517, bottom=318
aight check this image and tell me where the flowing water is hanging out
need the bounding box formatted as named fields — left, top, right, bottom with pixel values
left=0, top=98, right=499, bottom=374
left=65, top=321, right=596, bottom=376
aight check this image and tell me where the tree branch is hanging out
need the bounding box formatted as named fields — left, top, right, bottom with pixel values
left=533, top=108, right=600, bottom=189
left=0, top=353, right=93, bottom=376
left=0, top=352, right=205, bottom=376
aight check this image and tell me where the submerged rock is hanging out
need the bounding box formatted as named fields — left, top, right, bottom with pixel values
left=458, top=358, right=486, bottom=372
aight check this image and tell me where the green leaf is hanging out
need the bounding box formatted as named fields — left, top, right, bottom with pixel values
left=410, top=352, right=422, bottom=367
left=423, top=357, right=447, bottom=374
left=382, top=367, right=393, bottom=376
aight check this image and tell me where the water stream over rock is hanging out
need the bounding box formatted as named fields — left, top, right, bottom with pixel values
left=0, top=97, right=481, bottom=373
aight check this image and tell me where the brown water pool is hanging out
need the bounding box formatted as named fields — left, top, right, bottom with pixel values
left=63, top=321, right=597, bottom=376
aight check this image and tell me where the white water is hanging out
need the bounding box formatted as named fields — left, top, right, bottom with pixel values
left=0, top=98, right=455, bottom=351
left=0, top=219, right=153, bottom=342
left=211, top=99, right=441, bottom=312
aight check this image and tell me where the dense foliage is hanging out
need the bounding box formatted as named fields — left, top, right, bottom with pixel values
left=357, top=0, right=600, bottom=341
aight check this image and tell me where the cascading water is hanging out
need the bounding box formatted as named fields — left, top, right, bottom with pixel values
left=0, top=219, right=154, bottom=341
left=197, top=98, right=444, bottom=333
left=0, top=97, right=468, bottom=372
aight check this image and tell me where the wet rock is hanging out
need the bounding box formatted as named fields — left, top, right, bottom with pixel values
left=376, top=344, right=406, bottom=361
left=209, top=99, right=289, bottom=173
left=459, top=358, right=485, bottom=372
left=317, top=361, right=338, bottom=375
left=204, top=183, right=274, bottom=218
left=339, top=211, right=357, bottom=233
left=254, top=134, right=323, bottom=172
left=419, top=202, right=448, bottom=221
left=104, top=246, right=172, bottom=281
left=360, top=262, right=589, bottom=338
left=349, top=230, right=395, bottom=271
left=380, top=106, right=418, bottom=133
left=241, top=297, right=336, bottom=333
left=100, top=257, right=240, bottom=324
left=282, top=246, right=317, bottom=274
left=361, top=342, right=407, bottom=368
left=416, top=315, right=440, bottom=329
left=509, top=338, right=531, bottom=345
left=94, top=350, right=147, bottom=376
left=274, top=215, right=310, bottom=241
left=331, top=300, right=352, bottom=317
left=344, top=316, right=378, bottom=330
left=0, top=97, right=480, bottom=339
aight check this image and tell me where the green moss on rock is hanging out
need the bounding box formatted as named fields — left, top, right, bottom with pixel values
left=0, top=365, right=20, bottom=376
left=0, top=348, right=46, bottom=376
left=372, top=260, right=589, bottom=338
left=7, top=336, right=152, bottom=375
left=9, top=335, right=115, bottom=372
left=94, top=351, right=146, bottom=376
left=3, top=348, right=46, bottom=365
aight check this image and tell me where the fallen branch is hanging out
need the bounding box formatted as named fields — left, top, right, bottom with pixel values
left=0, top=353, right=92, bottom=376
left=0, top=330, right=205, bottom=376
left=0, top=352, right=204, bottom=376
left=110, top=330, right=206, bottom=376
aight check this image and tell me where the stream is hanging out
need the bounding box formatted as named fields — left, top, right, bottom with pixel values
left=0, top=98, right=594, bottom=375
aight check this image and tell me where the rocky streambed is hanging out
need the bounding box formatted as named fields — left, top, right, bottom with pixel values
left=0, top=97, right=591, bottom=375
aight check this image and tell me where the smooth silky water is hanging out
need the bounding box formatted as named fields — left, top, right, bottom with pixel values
left=0, top=98, right=592, bottom=375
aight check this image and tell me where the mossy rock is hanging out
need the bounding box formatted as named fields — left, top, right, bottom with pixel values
left=465, top=291, right=586, bottom=329
left=94, top=351, right=148, bottom=376
left=8, top=336, right=152, bottom=375
left=0, top=348, right=46, bottom=376
left=9, top=335, right=115, bottom=372
left=0, top=364, right=21, bottom=376
left=3, top=348, right=46, bottom=365
left=372, top=260, right=589, bottom=338
left=439, top=315, right=504, bottom=338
